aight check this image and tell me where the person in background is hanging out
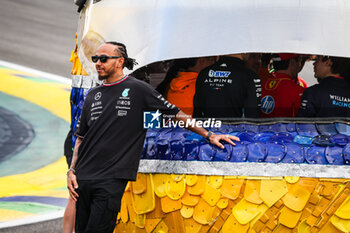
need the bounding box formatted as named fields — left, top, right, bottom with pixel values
left=155, top=60, right=178, bottom=96
left=297, top=56, right=350, bottom=117
left=166, top=57, right=216, bottom=115
left=193, top=53, right=261, bottom=118
left=245, top=53, right=262, bottom=75
left=63, top=129, right=76, bottom=233
left=296, top=54, right=311, bottom=88
left=258, top=53, right=273, bottom=87
left=261, top=53, right=305, bottom=117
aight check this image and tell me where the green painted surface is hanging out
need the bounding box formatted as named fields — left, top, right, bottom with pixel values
left=0, top=92, right=69, bottom=177
left=0, top=202, right=63, bottom=214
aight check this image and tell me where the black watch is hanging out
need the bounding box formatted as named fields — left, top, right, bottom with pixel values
left=205, top=131, right=214, bottom=142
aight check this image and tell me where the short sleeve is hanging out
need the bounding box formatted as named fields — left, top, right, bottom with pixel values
left=143, top=83, right=180, bottom=116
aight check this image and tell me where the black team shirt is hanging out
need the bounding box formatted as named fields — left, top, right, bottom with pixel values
left=193, top=56, right=261, bottom=118
left=75, top=76, right=180, bottom=181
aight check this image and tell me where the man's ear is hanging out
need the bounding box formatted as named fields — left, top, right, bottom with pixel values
left=325, top=58, right=333, bottom=67
left=118, top=57, right=125, bottom=68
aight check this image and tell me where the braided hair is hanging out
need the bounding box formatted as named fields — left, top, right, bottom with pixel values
left=106, top=41, right=138, bottom=70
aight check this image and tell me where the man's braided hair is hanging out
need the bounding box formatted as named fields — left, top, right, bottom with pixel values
left=106, top=41, right=138, bottom=70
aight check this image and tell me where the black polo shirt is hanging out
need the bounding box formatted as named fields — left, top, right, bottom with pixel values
left=75, top=76, right=180, bottom=180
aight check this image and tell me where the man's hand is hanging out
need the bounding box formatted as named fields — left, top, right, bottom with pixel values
left=207, top=133, right=240, bottom=149
left=67, top=170, right=79, bottom=202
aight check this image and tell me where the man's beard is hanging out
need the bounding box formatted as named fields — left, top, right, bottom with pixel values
left=98, top=75, right=109, bottom=81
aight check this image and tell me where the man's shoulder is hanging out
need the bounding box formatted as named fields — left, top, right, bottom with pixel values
left=84, top=85, right=103, bottom=99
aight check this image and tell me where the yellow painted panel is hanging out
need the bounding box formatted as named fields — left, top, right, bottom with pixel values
left=193, top=199, right=216, bottom=225
left=161, top=196, right=182, bottom=213
left=125, top=191, right=135, bottom=223
left=145, top=218, right=161, bottom=233
left=132, top=174, right=155, bottom=214
left=319, top=220, right=343, bottom=233
left=249, top=203, right=268, bottom=228
left=298, top=220, right=311, bottom=233
left=217, top=198, right=229, bottom=209
left=135, top=214, right=146, bottom=229
left=335, top=195, right=350, bottom=220
left=184, top=218, right=202, bottom=233
left=152, top=174, right=168, bottom=198
left=220, top=178, right=244, bottom=200
left=180, top=205, right=194, bottom=219
left=171, top=174, right=184, bottom=182
left=185, top=175, right=198, bottom=186
left=330, top=215, right=350, bottom=233
left=165, top=176, right=186, bottom=200
left=272, top=223, right=293, bottom=233
left=208, top=176, right=223, bottom=189
left=232, top=199, right=260, bottom=225
left=279, top=206, right=302, bottom=229
left=201, top=183, right=221, bottom=206
left=244, top=180, right=263, bottom=204
left=282, top=184, right=311, bottom=212
left=120, top=193, right=129, bottom=223
left=221, top=214, right=249, bottom=233
left=181, top=192, right=200, bottom=206
left=131, top=174, right=147, bottom=194
left=152, top=220, right=168, bottom=233
left=260, top=179, right=288, bottom=207
left=284, top=176, right=300, bottom=184
left=188, top=175, right=206, bottom=195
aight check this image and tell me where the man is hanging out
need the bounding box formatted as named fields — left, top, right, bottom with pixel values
left=193, top=54, right=261, bottom=118
left=167, top=56, right=216, bottom=115
left=245, top=53, right=262, bottom=75
left=67, top=42, right=239, bottom=233
left=261, top=53, right=305, bottom=117
left=297, top=55, right=350, bottom=117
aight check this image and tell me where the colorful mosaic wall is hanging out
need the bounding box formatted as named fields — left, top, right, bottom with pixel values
left=115, top=174, right=350, bottom=233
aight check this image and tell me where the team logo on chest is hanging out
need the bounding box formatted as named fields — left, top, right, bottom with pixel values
left=116, top=88, right=131, bottom=113
left=94, top=92, right=102, bottom=100
left=269, top=80, right=277, bottom=89
left=122, top=88, right=130, bottom=97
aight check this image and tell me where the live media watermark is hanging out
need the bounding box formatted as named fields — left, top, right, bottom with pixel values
left=143, top=110, right=222, bottom=129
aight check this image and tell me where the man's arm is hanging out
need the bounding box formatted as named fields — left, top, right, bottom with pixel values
left=175, top=110, right=239, bottom=149
left=297, top=89, right=316, bottom=117
left=67, top=137, right=82, bottom=202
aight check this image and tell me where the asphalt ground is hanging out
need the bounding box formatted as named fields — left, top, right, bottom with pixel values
left=0, top=219, right=62, bottom=233
left=0, top=0, right=78, bottom=78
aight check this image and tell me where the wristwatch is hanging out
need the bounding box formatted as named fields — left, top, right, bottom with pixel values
left=205, top=131, right=214, bottom=142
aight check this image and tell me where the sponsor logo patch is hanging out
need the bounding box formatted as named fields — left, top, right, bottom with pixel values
left=94, top=92, right=102, bottom=100
left=261, top=95, right=275, bottom=114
